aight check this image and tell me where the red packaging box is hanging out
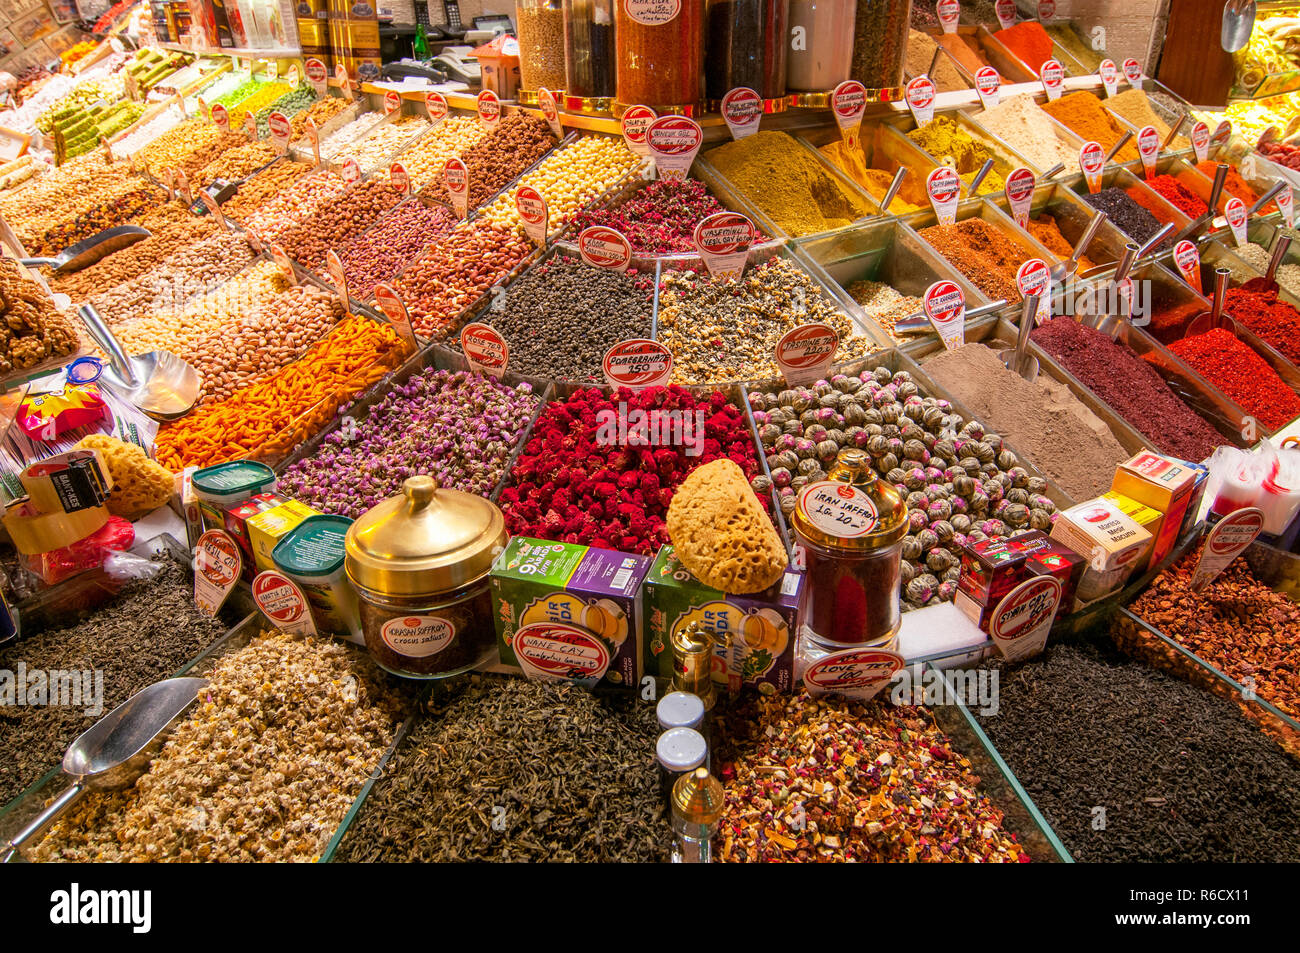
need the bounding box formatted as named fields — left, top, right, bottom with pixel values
left=957, top=531, right=1054, bottom=607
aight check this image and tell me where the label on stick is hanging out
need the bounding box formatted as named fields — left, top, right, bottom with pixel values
left=621, top=104, right=657, bottom=159
left=252, top=571, right=317, bottom=635
left=444, top=157, right=469, bottom=218
left=1005, top=166, right=1036, bottom=228
left=515, top=185, right=549, bottom=246
left=269, top=244, right=297, bottom=283
left=373, top=283, right=418, bottom=345
left=1099, top=59, right=1118, bottom=97
left=389, top=161, right=410, bottom=196
left=926, top=166, right=961, bottom=225
left=1137, top=124, right=1160, bottom=178
left=341, top=158, right=362, bottom=185
left=1123, top=58, right=1143, bottom=84
left=1172, top=240, right=1202, bottom=292
left=923, top=279, right=966, bottom=350
left=460, top=322, right=509, bottom=376
left=645, top=115, right=703, bottom=181
left=577, top=225, right=633, bottom=272
left=1224, top=196, right=1248, bottom=247
left=326, top=249, right=350, bottom=307
left=692, top=210, right=753, bottom=279
left=603, top=339, right=674, bottom=390
left=268, top=110, right=291, bottom=154
left=538, top=87, right=563, bottom=139
left=477, top=89, right=501, bottom=133
left=774, top=323, right=838, bottom=386
left=721, top=86, right=763, bottom=140
left=937, top=0, right=960, bottom=33
left=995, top=0, right=1016, bottom=29
left=305, top=57, right=328, bottom=97
left=831, top=80, right=868, bottom=148
left=336, top=64, right=354, bottom=100
left=1040, top=59, right=1063, bottom=101
left=384, top=90, right=401, bottom=115
left=194, top=530, right=241, bottom=617
left=306, top=118, right=321, bottom=166
left=1191, top=121, right=1210, bottom=163
left=1016, top=258, right=1051, bottom=325
left=1279, top=184, right=1296, bottom=228
left=243, top=111, right=257, bottom=140
left=975, top=66, right=1001, bottom=109
left=210, top=102, right=229, bottom=132
left=904, top=76, right=935, bottom=129
left=198, top=191, right=227, bottom=230
left=1191, top=507, right=1264, bottom=591
left=426, top=91, right=448, bottom=126
left=1080, top=140, right=1105, bottom=193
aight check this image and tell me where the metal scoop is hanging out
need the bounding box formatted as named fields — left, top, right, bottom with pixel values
left=966, top=158, right=995, bottom=196
left=879, top=167, right=907, bottom=214
left=1186, top=267, right=1238, bottom=337
left=1136, top=222, right=1177, bottom=258
left=1105, top=130, right=1134, bottom=164
left=1222, top=0, right=1257, bottom=53
left=1173, top=163, right=1230, bottom=243
left=1, top=677, right=207, bottom=863
left=894, top=298, right=1010, bottom=335
left=999, top=293, right=1041, bottom=382
left=1242, top=232, right=1294, bottom=294
left=1050, top=210, right=1108, bottom=282
left=20, top=225, right=151, bottom=274
left=76, top=303, right=201, bottom=420
left=1162, top=114, right=1188, bottom=150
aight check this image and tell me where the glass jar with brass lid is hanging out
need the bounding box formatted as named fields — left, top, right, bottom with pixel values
left=345, top=475, right=506, bottom=679
left=791, top=447, right=907, bottom=648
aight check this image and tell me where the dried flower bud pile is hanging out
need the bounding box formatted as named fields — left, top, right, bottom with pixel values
left=570, top=179, right=741, bottom=255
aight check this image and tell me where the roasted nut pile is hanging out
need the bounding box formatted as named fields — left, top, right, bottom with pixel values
left=289, top=96, right=353, bottom=145
left=16, top=178, right=167, bottom=257
left=748, top=367, right=1058, bottom=608
left=220, top=159, right=315, bottom=222
left=332, top=114, right=430, bottom=172
left=191, top=139, right=278, bottom=188
left=657, top=257, right=880, bottom=384
left=480, top=135, right=640, bottom=235
left=281, top=369, right=539, bottom=515
left=193, top=284, right=346, bottom=404
left=0, top=259, right=79, bottom=373
left=448, top=253, right=654, bottom=380
left=716, top=692, right=1030, bottom=863
left=570, top=179, right=742, bottom=255
left=318, top=110, right=385, bottom=157
left=27, top=631, right=406, bottom=863
left=395, top=115, right=487, bottom=191
left=0, top=151, right=109, bottom=222
left=134, top=119, right=241, bottom=180
left=423, top=113, right=556, bottom=210
left=241, top=168, right=349, bottom=242
left=338, top=199, right=456, bottom=299
left=394, top=220, right=535, bottom=336
left=112, top=101, right=185, bottom=157
left=255, top=84, right=316, bottom=137
left=275, top=178, right=404, bottom=270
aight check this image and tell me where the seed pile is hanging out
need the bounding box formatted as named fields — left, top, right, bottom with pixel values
left=974, top=638, right=1300, bottom=862
left=1081, top=188, right=1171, bottom=249
left=333, top=676, right=668, bottom=863
left=657, top=257, right=879, bottom=384
left=222, top=160, right=315, bottom=222
left=571, top=179, right=738, bottom=255
left=280, top=370, right=539, bottom=516
left=716, top=692, right=1030, bottom=862
left=241, top=168, right=349, bottom=241
left=448, top=254, right=654, bottom=380
left=191, top=138, right=278, bottom=187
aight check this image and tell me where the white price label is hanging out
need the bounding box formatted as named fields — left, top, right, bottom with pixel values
left=645, top=115, right=703, bottom=181
left=1080, top=140, right=1105, bottom=193
left=538, top=87, right=563, bottom=139
left=801, top=647, right=904, bottom=703
left=1099, top=59, right=1119, bottom=97
left=989, top=576, right=1061, bottom=662
left=515, top=185, right=549, bottom=246
left=798, top=481, right=879, bottom=538
left=1016, top=258, right=1051, bottom=325
left=1191, top=508, right=1265, bottom=591
left=1040, top=59, right=1064, bottom=101
left=995, top=0, right=1016, bottom=29
left=426, top=91, right=448, bottom=126
left=252, top=571, right=317, bottom=636
left=923, top=279, right=966, bottom=349
left=373, top=283, right=418, bottom=345
left=1173, top=239, right=1202, bottom=293
left=444, top=157, right=469, bottom=218
left=1137, top=124, right=1160, bottom=178
left=1005, top=166, right=1036, bottom=228
left=831, top=79, right=868, bottom=148
left=460, top=321, right=509, bottom=376
left=384, top=90, right=401, bottom=115
left=904, top=76, right=935, bottom=129
left=1191, top=121, right=1210, bottom=163
left=975, top=66, right=1001, bottom=109
left=477, top=89, right=502, bottom=133
left=603, top=339, right=673, bottom=389
left=721, top=86, right=763, bottom=140
left=577, top=225, right=633, bottom=272
left=692, top=210, right=753, bottom=279
left=1224, top=196, right=1248, bottom=247
left=774, top=323, right=838, bottom=386
left=194, top=530, right=241, bottom=617
left=926, top=166, right=961, bottom=224
left=305, top=58, right=328, bottom=97
left=620, top=104, right=657, bottom=159
left=937, top=0, right=960, bottom=33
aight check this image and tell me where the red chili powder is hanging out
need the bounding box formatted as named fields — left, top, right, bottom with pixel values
left=996, top=21, right=1054, bottom=74
left=1225, top=286, right=1300, bottom=366
left=1195, top=161, right=1268, bottom=212
left=1145, top=300, right=1206, bottom=345
left=1144, top=174, right=1208, bottom=218
left=1165, top=327, right=1300, bottom=430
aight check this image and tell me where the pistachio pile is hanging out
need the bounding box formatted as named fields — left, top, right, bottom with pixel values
left=748, top=366, right=1058, bottom=608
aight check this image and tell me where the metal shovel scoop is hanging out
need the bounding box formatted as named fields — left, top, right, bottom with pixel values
left=879, top=167, right=907, bottom=214
left=1173, top=164, right=1230, bottom=243
left=1050, top=210, right=1108, bottom=282
left=1222, top=0, right=1257, bottom=53
left=1187, top=267, right=1238, bottom=337
left=20, top=225, right=151, bottom=274
left=1242, top=232, right=1294, bottom=294
left=1, top=677, right=207, bottom=863
left=76, top=303, right=201, bottom=420
left=999, top=293, right=1041, bottom=382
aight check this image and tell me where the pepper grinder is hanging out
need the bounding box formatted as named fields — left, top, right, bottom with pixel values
left=671, top=767, right=724, bottom=864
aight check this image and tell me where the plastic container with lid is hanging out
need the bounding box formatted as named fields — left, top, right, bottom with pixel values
left=345, top=475, right=506, bottom=679
left=191, top=460, right=277, bottom=534
left=517, top=0, right=568, bottom=97
left=786, top=0, right=856, bottom=95
left=790, top=447, right=907, bottom=647
left=272, top=514, right=363, bottom=645
left=848, top=0, right=910, bottom=100
left=614, top=0, right=706, bottom=116
left=563, top=0, right=616, bottom=110
left=705, top=0, right=790, bottom=103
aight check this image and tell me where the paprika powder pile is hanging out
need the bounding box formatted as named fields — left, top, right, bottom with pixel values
left=1195, top=161, right=1268, bottom=212
left=1165, top=328, right=1300, bottom=430
left=995, top=21, right=1054, bottom=74
left=1225, top=286, right=1300, bottom=366
left=1042, top=92, right=1140, bottom=162
left=1136, top=175, right=1208, bottom=219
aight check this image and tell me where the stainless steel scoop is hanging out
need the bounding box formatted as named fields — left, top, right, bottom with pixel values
left=76, top=303, right=201, bottom=420
left=1, top=677, right=207, bottom=863
left=1186, top=266, right=1239, bottom=338
left=1050, top=210, right=1108, bottom=282
left=20, top=225, right=151, bottom=274
left=999, top=293, right=1041, bottom=382
left=1222, top=0, right=1257, bottom=53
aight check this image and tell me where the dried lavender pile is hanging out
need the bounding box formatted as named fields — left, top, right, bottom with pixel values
left=975, top=638, right=1300, bottom=862
left=279, top=370, right=540, bottom=518
left=0, top=561, right=228, bottom=807
left=334, top=676, right=668, bottom=862
left=27, top=631, right=408, bottom=863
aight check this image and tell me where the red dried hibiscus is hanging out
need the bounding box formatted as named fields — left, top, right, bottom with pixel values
left=498, top=385, right=765, bottom=554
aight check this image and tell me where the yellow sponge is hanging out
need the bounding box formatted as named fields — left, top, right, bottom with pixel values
left=76, top=434, right=174, bottom=520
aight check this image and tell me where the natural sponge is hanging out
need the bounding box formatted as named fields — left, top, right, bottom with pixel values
left=666, top=459, right=787, bottom=594
left=76, top=434, right=174, bottom=520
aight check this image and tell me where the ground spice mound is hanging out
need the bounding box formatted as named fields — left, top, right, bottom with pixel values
left=1224, top=286, right=1300, bottom=366
left=1081, top=187, right=1168, bottom=247
left=0, top=561, right=228, bottom=807
left=1139, top=174, right=1207, bottom=219
left=1031, top=316, right=1225, bottom=462
left=715, top=692, right=1030, bottom=862
left=819, top=139, right=926, bottom=211
left=974, top=637, right=1300, bottom=862
left=333, top=676, right=668, bottom=862
left=976, top=94, right=1080, bottom=174
left=922, top=342, right=1128, bottom=500
left=907, top=115, right=1007, bottom=196
left=1104, top=89, right=1191, bottom=150
left=916, top=218, right=1033, bottom=303
left=1166, top=328, right=1300, bottom=431
left=905, top=29, right=968, bottom=92
left=1041, top=91, right=1140, bottom=162
left=1195, top=160, right=1265, bottom=211
left=705, top=130, right=873, bottom=237
left=1026, top=213, right=1100, bottom=272
left=995, top=21, right=1053, bottom=74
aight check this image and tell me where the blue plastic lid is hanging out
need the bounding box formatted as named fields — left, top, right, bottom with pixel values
left=66, top=356, right=103, bottom=385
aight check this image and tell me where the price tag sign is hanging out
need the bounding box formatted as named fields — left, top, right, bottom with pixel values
left=995, top=0, right=1016, bottom=29
left=373, top=283, right=418, bottom=345
left=460, top=321, right=509, bottom=377
left=326, top=249, right=350, bottom=307
left=926, top=166, right=961, bottom=225
left=801, top=646, right=904, bottom=703
left=305, top=57, right=328, bottom=97
left=244, top=228, right=263, bottom=254
left=444, top=157, right=469, bottom=218
left=774, top=323, right=838, bottom=386
left=538, top=87, right=563, bottom=139
left=1211, top=120, right=1232, bottom=147
left=831, top=80, right=869, bottom=147
left=286, top=64, right=301, bottom=87
left=101, top=136, right=113, bottom=164
left=1037, top=0, right=1055, bottom=19
left=198, top=190, right=227, bottom=231
left=577, top=225, right=633, bottom=272
left=1080, top=140, right=1105, bottom=193
left=1099, top=59, right=1119, bottom=97
left=1278, top=184, right=1297, bottom=228
left=1224, top=196, right=1248, bottom=247
left=383, top=89, right=401, bottom=115
left=341, top=157, right=362, bottom=185
left=1191, top=121, right=1210, bottom=163
left=646, top=115, right=704, bottom=182
left=1040, top=59, right=1064, bottom=101
left=1122, top=58, right=1143, bottom=85
left=194, top=530, right=241, bottom=617
left=797, top=481, right=882, bottom=539
left=252, top=571, right=317, bottom=636
left=721, top=86, right=763, bottom=140
left=426, top=91, right=448, bottom=127
left=306, top=118, right=321, bottom=166
left=268, top=110, right=291, bottom=154
left=197, top=96, right=209, bottom=121
left=989, top=575, right=1062, bottom=662
left=1005, top=166, right=1036, bottom=228
left=975, top=66, right=1001, bottom=110
left=1137, top=124, right=1160, bottom=178
left=125, top=69, right=139, bottom=102
left=904, top=76, right=935, bottom=129
left=1017, top=258, right=1051, bottom=324
left=923, top=279, right=966, bottom=350
left=243, top=110, right=257, bottom=140
left=477, top=89, right=502, bottom=133
left=621, top=104, right=657, bottom=160
left=1191, top=507, right=1264, bottom=591
left=1172, top=239, right=1202, bottom=292
left=269, top=243, right=297, bottom=283
left=602, top=339, right=674, bottom=390
left=693, top=210, right=753, bottom=279
left=175, top=169, right=192, bottom=204
left=515, top=185, right=549, bottom=246
left=336, top=64, right=354, bottom=100
left=937, top=0, right=960, bottom=33
left=210, top=102, right=229, bottom=132
left=389, top=161, right=410, bottom=196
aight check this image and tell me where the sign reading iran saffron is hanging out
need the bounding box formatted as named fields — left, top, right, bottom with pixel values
left=603, top=339, right=673, bottom=389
